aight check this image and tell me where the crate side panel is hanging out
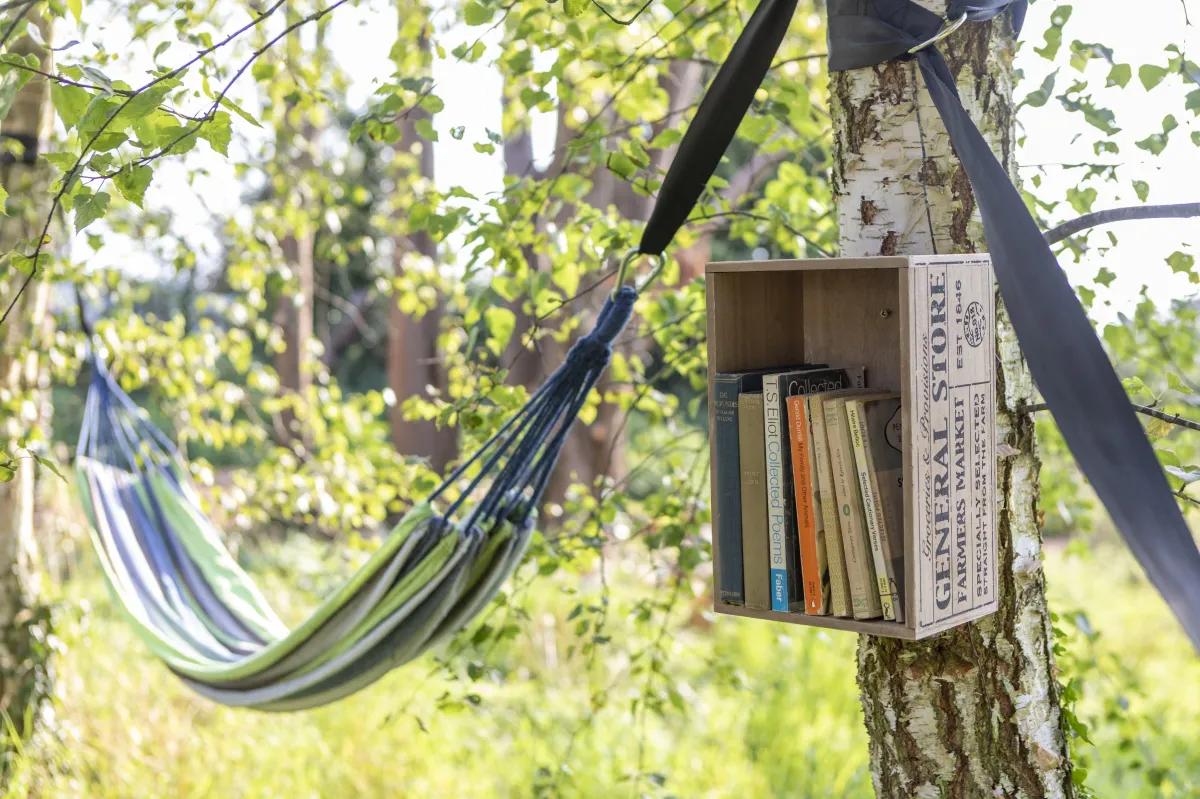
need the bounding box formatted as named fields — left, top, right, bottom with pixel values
left=909, top=254, right=998, bottom=634
left=899, top=267, right=918, bottom=632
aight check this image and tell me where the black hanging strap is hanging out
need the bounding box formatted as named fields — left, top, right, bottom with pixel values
left=636, top=0, right=799, bottom=257
left=636, top=0, right=1200, bottom=649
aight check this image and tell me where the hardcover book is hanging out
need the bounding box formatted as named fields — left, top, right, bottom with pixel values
left=738, top=392, right=770, bottom=610
left=764, top=367, right=862, bottom=612
left=847, top=395, right=905, bottom=623
left=823, top=393, right=885, bottom=619
left=712, top=366, right=820, bottom=605
left=712, top=373, right=745, bottom=605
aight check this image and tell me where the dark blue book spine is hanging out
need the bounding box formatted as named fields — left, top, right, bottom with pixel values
left=713, top=374, right=745, bottom=605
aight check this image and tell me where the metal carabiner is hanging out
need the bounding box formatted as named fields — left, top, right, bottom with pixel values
left=907, top=13, right=968, bottom=54
left=613, top=247, right=667, bottom=297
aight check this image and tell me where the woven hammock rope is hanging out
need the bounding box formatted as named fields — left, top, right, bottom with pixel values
left=76, top=286, right=637, bottom=712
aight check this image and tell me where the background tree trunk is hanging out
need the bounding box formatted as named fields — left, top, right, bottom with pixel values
left=830, top=6, right=1077, bottom=797
left=272, top=20, right=319, bottom=445
left=388, top=18, right=455, bottom=473
left=0, top=11, right=55, bottom=757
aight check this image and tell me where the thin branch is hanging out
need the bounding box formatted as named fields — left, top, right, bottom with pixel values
left=685, top=209, right=833, bottom=257
left=591, top=0, right=655, bottom=26
left=1021, top=401, right=1200, bottom=433
left=1043, top=202, right=1200, bottom=246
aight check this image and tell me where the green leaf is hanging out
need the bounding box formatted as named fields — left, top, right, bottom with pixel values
left=251, top=59, right=276, bottom=82
left=1165, top=465, right=1200, bottom=484
left=1133, top=180, right=1150, bottom=202
left=1094, top=267, right=1116, bottom=287
left=11, top=253, right=34, bottom=275
left=77, top=95, right=122, bottom=140
left=79, top=66, right=114, bottom=93
left=606, top=152, right=637, bottom=181
left=564, top=0, right=588, bottom=17
left=0, top=182, right=7, bottom=216
left=449, top=125, right=465, bottom=140
left=463, top=1, right=492, bottom=25
left=1138, top=64, right=1168, bottom=91
left=0, top=71, right=23, bottom=123
left=1186, top=89, right=1200, bottom=116
left=0, top=463, right=13, bottom=483
left=1021, top=70, right=1057, bottom=108
left=50, top=81, right=90, bottom=129
left=1066, top=186, right=1097, bottom=215
left=1105, top=63, right=1131, bottom=88
left=33, top=454, right=66, bottom=483
left=484, top=306, right=515, bottom=356
left=1034, top=6, right=1071, bottom=60
left=414, top=118, right=438, bottom=142
left=67, top=0, right=82, bottom=24
left=1167, top=250, right=1196, bottom=280
left=1193, top=131, right=1200, bottom=147
left=153, top=41, right=171, bottom=61
left=74, top=190, right=110, bottom=233
left=114, top=164, right=153, bottom=207
left=199, top=111, right=232, bottom=155
left=1167, top=372, right=1194, bottom=396
left=217, top=95, right=261, bottom=128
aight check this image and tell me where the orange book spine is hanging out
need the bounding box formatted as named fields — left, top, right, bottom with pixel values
left=787, top=395, right=820, bottom=614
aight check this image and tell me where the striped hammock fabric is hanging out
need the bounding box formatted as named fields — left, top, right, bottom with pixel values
left=74, top=287, right=636, bottom=711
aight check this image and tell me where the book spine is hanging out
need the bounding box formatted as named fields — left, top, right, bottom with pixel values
left=738, top=393, right=770, bottom=610
left=864, top=398, right=902, bottom=623
left=847, top=401, right=895, bottom=621
left=825, top=400, right=882, bottom=619
left=763, top=376, right=798, bottom=611
left=811, top=399, right=852, bottom=617
left=788, top=396, right=825, bottom=615
left=712, top=375, right=744, bottom=605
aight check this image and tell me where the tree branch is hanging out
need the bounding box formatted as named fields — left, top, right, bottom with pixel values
left=1021, top=401, right=1200, bottom=433
left=1043, top=202, right=1200, bottom=246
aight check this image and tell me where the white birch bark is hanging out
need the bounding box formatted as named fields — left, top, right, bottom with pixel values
left=830, top=4, right=1077, bottom=797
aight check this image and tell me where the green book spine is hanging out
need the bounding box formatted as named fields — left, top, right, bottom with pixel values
left=738, top=393, right=770, bottom=610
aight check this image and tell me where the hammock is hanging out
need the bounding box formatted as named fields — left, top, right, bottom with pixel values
left=75, top=285, right=637, bottom=711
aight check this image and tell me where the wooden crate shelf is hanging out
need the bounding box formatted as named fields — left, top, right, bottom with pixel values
left=706, top=255, right=999, bottom=640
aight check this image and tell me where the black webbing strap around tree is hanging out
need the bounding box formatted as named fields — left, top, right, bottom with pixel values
left=634, top=0, right=1200, bottom=649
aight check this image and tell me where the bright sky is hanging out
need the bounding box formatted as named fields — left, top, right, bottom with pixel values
left=75, top=0, right=1199, bottom=327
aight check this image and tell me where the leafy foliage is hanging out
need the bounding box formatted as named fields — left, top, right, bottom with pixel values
left=0, top=0, right=1196, bottom=791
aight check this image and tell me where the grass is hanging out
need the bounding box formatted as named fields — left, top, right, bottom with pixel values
left=5, top=539, right=1198, bottom=798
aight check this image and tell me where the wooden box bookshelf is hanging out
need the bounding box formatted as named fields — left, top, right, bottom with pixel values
left=707, top=254, right=999, bottom=640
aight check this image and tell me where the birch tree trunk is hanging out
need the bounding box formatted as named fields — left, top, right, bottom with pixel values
left=0, top=12, right=55, bottom=755
left=830, top=6, right=1077, bottom=797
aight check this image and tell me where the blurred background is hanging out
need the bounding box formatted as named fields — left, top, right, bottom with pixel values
left=1, top=0, right=1199, bottom=796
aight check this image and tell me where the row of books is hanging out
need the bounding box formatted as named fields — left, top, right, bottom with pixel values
left=713, top=364, right=905, bottom=621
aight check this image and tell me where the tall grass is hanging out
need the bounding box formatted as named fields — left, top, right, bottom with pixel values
left=5, top=541, right=1197, bottom=798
